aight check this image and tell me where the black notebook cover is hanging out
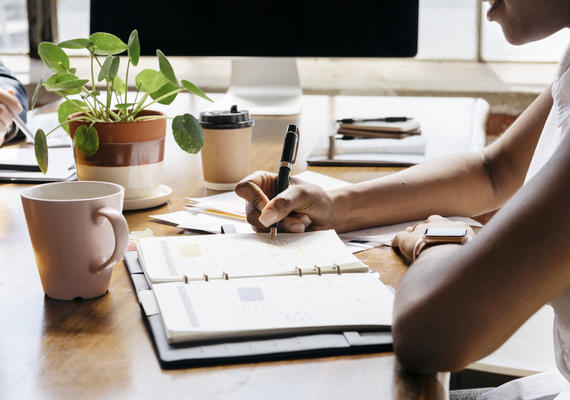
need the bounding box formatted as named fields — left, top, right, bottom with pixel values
left=124, top=251, right=393, bottom=369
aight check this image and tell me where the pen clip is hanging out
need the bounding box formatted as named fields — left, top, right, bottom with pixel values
left=290, top=127, right=300, bottom=164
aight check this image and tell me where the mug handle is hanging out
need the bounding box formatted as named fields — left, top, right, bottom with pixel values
left=90, top=207, right=129, bottom=274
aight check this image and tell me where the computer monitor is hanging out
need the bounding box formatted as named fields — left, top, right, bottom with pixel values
left=91, top=1, right=419, bottom=114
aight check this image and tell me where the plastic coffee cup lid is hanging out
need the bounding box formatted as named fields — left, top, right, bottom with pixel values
left=199, top=105, right=254, bottom=129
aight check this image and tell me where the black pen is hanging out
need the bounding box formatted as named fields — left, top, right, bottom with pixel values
left=270, top=124, right=299, bottom=240
left=336, top=116, right=411, bottom=124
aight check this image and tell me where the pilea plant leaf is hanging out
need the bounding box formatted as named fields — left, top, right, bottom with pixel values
left=98, top=56, right=112, bottom=81
left=150, top=81, right=178, bottom=105
left=156, top=50, right=177, bottom=86
left=181, top=79, right=213, bottom=102
left=44, top=73, right=89, bottom=95
left=135, top=69, right=168, bottom=93
left=89, top=32, right=128, bottom=55
left=58, top=100, right=87, bottom=134
left=30, top=79, right=43, bottom=110
left=98, top=56, right=120, bottom=82
left=128, top=30, right=140, bottom=66
left=172, top=114, right=204, bottom=154
left=112, top=76, right=125, bottom=96
left=115, top=102, right=136, bottom=112
left=74, top=125, right=99, bottom=157
left=38, top=42, right=70, bottom=73
left=58, top=38, right=91, bottom=49
left=34, top=129, right=48, bottom=174
left=108, top=56, right=120, bottom=80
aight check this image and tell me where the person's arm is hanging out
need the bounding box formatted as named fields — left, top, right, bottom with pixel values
left=0, top=61, right=28, bottom=145
left=391, top=130, right=570, bottom=373
left=236, top=86, right=553, bottom=233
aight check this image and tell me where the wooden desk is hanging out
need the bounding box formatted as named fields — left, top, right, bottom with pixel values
left=0, top=95, right=449, bottom=399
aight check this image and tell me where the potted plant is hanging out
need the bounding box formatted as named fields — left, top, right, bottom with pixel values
left=32, top=30, right=211, bottom=200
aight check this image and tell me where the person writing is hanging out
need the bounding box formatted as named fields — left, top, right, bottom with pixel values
left=0, top=60, right=28, bottom=146
left=236, top=0, right=570, bottom=397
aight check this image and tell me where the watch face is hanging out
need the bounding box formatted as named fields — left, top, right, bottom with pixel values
left=424, top=227, right=467, bottom=238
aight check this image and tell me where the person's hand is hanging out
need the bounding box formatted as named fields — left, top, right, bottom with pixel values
left=235, top=171, right=336, bottom=233
left=0, top=88, right=23, bottom=146
left=391, top=215, right=475, bottom=262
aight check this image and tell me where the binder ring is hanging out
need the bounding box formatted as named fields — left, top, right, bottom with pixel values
left=223, top=272, right=229, bottom=280
left=315, top=265, right=322, bottom=276
left=296, top=266, right=303, bottom=277
left=334, top=264, right=342, bottom=275
left=203, top=273, right=209, bottom=282
left=184, top=275, right=189, bottom=284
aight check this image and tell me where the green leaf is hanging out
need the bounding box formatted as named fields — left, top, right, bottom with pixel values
left=31, top=79, right=43, bottom=110
left=135, top=69, right=168, bottom=93
left=172, top=114, right=203, bottom=154
left=34, top=129, right=48, bottom=174
left=38, top=42, right=70, bottom=73
left=128, top=30, right=140, bottom=66
left=98, top=55, right=112, bottom=82
left=74, top=125, right=99, bottom=157
left=89, top=32, right=128, bottom=55
left=58, top=100, right=87, bottom=134
left=108, top=56, right=120, bottom=80
left=112, top=76, right=125, bottom=96
left=150, top=81, right=178, bottom=105
left=156, top=50, right=177, bottom=86
left=44, top=73, right=89, bottom=95
left=98, top=56, right=120, bottom=82
left=58, top=38, right=91, bottom=49
left=115, top=102, right=136, bottom=112
left=181, top=79, right=213, bottom=102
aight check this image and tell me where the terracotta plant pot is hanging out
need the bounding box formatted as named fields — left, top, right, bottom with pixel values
left=68, top=110, right=166, bottom=200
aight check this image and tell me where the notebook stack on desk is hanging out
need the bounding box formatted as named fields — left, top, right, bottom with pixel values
left=125, top=229, right=395, bottom=368
left=308, top=118, right=427, bottom=167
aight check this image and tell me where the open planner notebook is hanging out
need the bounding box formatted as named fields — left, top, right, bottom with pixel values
left=137, top=230, right=394, bottom=345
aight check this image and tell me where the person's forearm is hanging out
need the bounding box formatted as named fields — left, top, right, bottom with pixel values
left=328, top=87, right=553, bottom=233
left=392, top=133, right=570, bottom=373
left=329, top=151, right=494, bottom=232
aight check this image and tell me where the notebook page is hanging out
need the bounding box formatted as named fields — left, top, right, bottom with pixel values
left=153, top=273, right=393, bottom=343
left=138, top=230, right=367, bottom=284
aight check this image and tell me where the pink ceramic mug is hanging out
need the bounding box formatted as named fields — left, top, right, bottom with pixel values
left=21, top=181, right=129, bottom=300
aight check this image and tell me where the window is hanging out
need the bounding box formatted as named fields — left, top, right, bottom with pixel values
left=1, top=0, right=568, bottom=62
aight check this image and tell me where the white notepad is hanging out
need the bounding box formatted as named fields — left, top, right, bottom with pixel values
left=137, top=230, right=394, bottom=344
left=138, top=230, right=369, bottom=283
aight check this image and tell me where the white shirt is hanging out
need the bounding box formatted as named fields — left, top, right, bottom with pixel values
left=480, top=42, right=570, bottom=400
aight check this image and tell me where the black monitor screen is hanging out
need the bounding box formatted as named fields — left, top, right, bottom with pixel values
left=90, top=1, right=418, bottom=58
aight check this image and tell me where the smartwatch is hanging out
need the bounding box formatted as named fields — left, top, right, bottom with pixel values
left=412, top=227, right=468, bottom=262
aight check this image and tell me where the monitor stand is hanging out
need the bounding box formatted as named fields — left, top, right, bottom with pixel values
left=211, top=58, right=302, bottom=116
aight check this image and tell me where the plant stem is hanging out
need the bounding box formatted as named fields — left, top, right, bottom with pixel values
left=106, top=79, right=112, bottom=120
left=133, top=88, right=183, bottom=115
left=44, top=116, right=93, bottom=136
left=90, top=51, right=98, bottom=116
left=124, top=60, right=130, bottom=107
left=61, top=93, right=97, bottom=120
left=130, top=92, right=149, bottom=119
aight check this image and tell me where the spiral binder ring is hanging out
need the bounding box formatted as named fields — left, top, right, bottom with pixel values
left=203, top=273, right=209, bottom=282
left=184, top=275, right=189, bottom=284
left=223, top=272, right=229, bottom=280
left=296, top=266, right=303, bottom=277
left=334, top=264, right=342, bottom=275
left=314, top=266, right=322, bottom=276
